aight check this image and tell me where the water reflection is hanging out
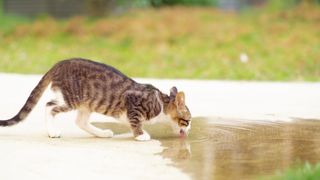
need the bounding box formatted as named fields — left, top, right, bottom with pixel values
left=94, top=118, right=320, bottom=180
left=160, top=118, right=320, bottom=180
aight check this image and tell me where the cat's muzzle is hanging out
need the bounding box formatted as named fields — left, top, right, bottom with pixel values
left=179, top=123, right=191, bottom=138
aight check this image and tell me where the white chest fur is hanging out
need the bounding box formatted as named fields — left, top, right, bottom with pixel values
left=145, top=91, right=172, bottom=125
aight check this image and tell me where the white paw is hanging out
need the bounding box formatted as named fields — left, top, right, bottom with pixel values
left=48, top=129, right=61, bottom=138
left=135, top=131, right=151, bottom=141
left=96, top=130, right=114, bottom=138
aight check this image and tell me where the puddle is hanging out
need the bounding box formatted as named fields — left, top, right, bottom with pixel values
left=94, top=117, right=320, bottom=180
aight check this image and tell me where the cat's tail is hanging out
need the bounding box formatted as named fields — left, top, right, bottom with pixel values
left=0, top=72, right=52, bottom=127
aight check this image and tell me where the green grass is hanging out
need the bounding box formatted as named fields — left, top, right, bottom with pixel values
left=261, top=163, right=320, bottom=180
left=0, top=5, right=319, bottom=80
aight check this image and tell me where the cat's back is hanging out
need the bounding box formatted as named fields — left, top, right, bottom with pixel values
left=52, top=58, right=130, bottom=79
left=48, top=58, right=137, bottom=113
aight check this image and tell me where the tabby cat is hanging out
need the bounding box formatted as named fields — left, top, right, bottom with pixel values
left=0, top=58, right=191, bottom=141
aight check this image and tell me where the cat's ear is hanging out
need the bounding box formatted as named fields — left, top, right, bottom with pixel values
left=174, top=91, right=185, bottom=108
left=170, top=86, right=178, bottom=100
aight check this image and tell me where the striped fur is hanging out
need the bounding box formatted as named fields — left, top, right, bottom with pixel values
left=0, top=58, right=192, bottom=140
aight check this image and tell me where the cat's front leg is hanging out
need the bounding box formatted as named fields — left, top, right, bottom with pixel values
left=130, top=120, right=151, bottom=141
left=125, top=93, right=151, bottom=141
left=127, top=111, right=151, bottom=141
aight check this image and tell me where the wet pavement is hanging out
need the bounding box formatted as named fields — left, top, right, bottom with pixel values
left=95, top=117, right=320, bottom=180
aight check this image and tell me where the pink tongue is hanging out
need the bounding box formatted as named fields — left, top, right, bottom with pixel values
left=179, top=129, right=186, bottom=138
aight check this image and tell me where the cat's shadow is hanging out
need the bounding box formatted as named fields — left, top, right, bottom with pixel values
left=92, top=122, right=178, bottom=139
left=92, top=122, right=192, bottom=160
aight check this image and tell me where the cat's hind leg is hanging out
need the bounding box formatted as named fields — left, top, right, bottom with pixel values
left=46, top=101, right=72, bottom=138
left=75, top=109, right=113, bottom=138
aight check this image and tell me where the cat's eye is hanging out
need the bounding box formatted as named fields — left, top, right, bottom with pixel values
left=178, top=118, right=190, bottom=126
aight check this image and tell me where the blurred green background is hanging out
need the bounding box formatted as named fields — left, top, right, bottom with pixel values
left=0, top=0, right=319, bottom=81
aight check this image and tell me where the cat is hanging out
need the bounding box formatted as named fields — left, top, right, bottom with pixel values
left=0, top=58, right=191, bottom=141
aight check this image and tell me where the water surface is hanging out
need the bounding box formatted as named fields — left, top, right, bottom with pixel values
left=95, top=117, right=320, bottom=180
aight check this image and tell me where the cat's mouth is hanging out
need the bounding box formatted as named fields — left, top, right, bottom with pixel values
left=179, top=129, right=187, bottom=138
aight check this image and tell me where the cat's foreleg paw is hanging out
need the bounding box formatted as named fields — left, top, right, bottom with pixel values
left=135, top=130, right=151, bottom=141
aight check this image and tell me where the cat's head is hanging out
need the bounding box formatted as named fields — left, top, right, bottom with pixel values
left=166, top=87, right=192, bottom=137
